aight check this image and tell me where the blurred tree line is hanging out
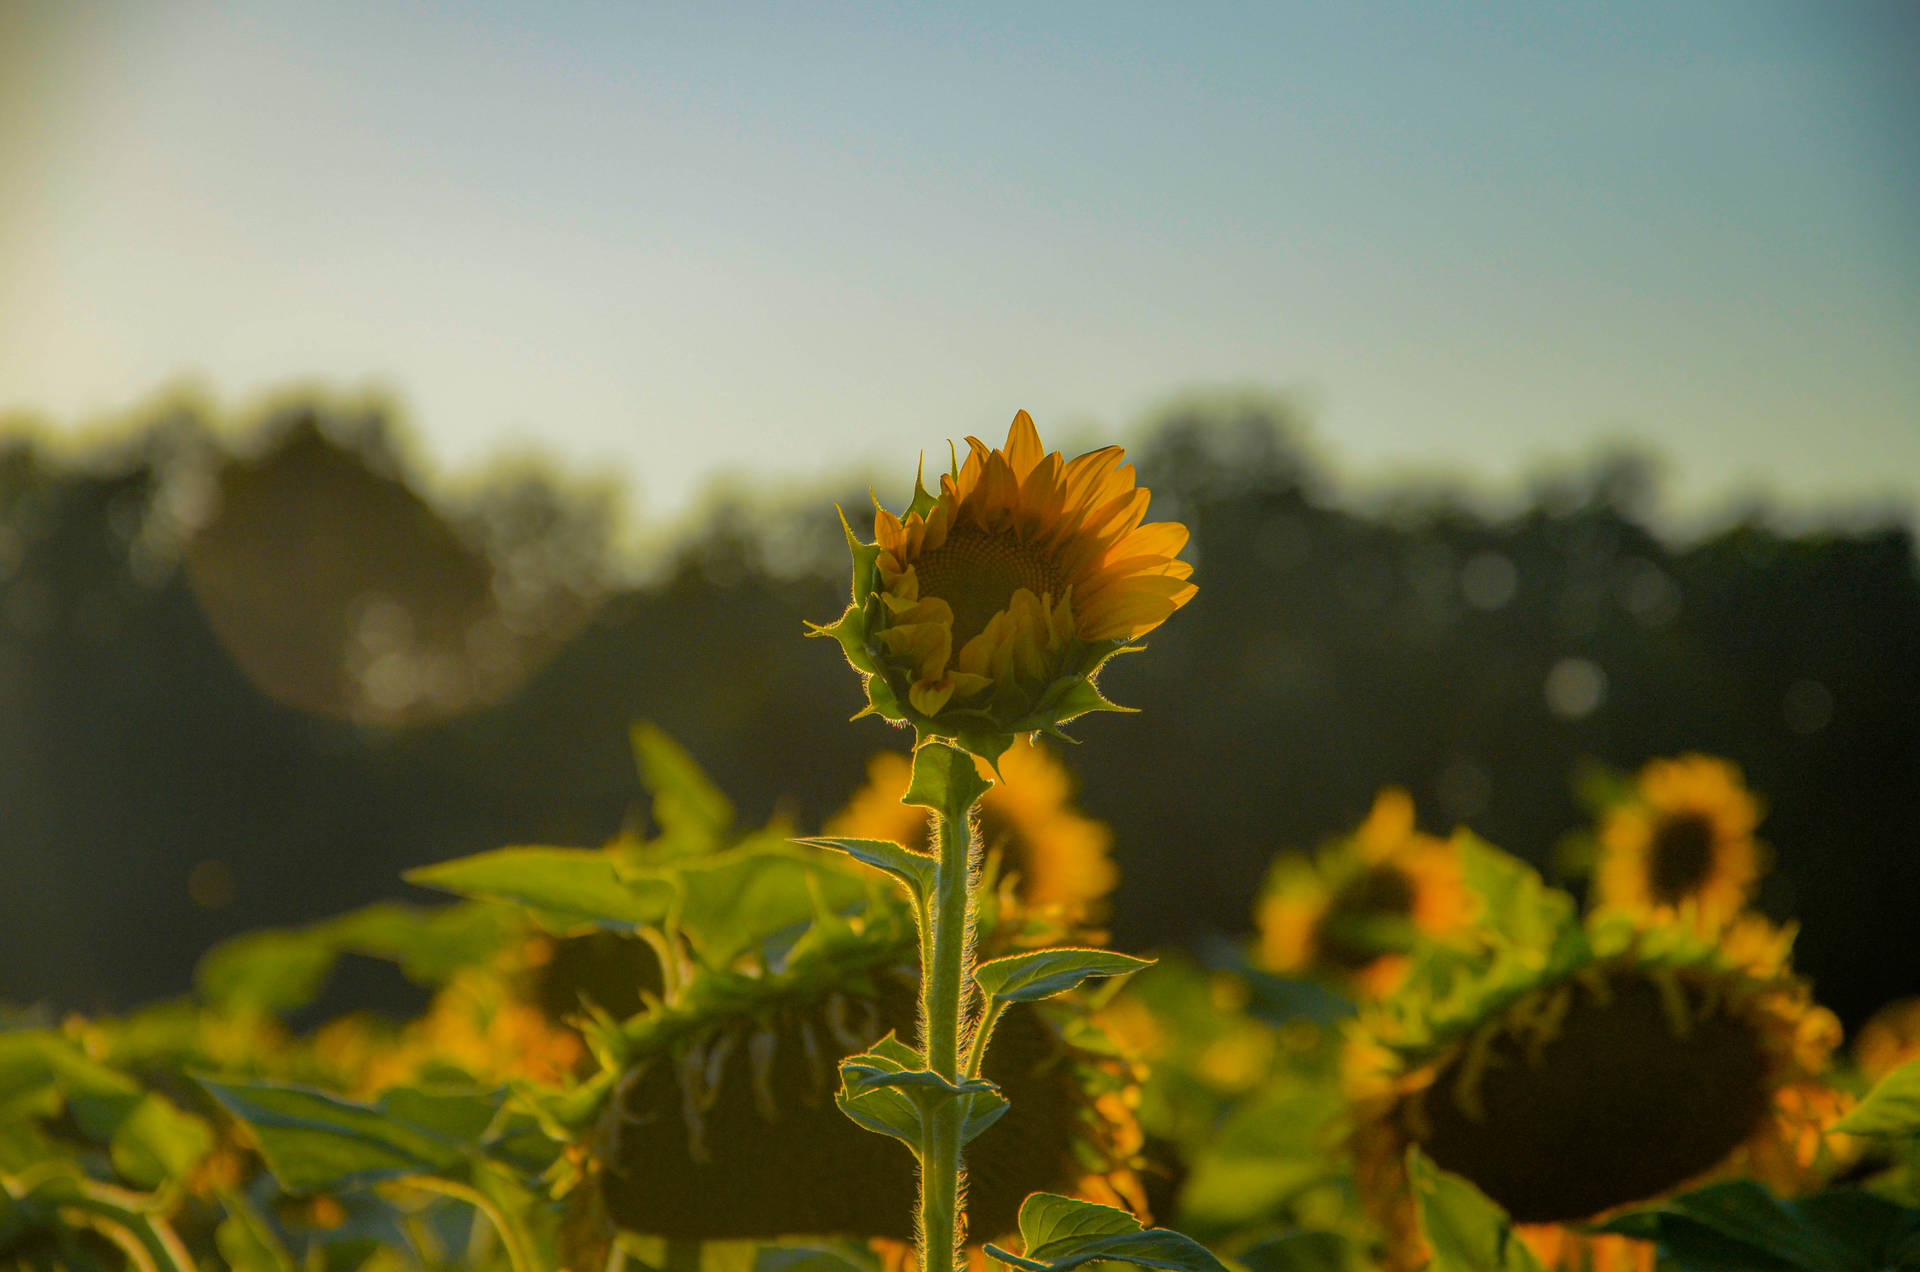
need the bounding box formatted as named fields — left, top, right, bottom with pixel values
left=1, top=394, right=1914, bottom=1028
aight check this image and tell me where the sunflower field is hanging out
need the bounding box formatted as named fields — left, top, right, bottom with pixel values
left=5, top=412, right=1919, bottom=1272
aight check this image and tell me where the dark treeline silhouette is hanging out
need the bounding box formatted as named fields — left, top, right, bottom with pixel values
left=2, top=395, right=1915, bottom=1028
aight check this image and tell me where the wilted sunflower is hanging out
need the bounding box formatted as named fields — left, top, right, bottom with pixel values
left=813, top=411, right=1195, bottom=760
left=826, top=737, right=1119, bottom=932
left=1255, top=789, right=1475, bottom=997
left=1592, top=754, right=1764, bottom=927
left=590, top=920, right=1145, bottom=1245
left=1349, top=914, right=1844, bottom=1272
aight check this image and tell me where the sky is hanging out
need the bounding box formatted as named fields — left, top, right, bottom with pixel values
left=2, top=1, right=1916, bottom=524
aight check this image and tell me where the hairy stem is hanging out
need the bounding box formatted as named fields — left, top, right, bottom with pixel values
left=918, top=771, right=981, bottom=1272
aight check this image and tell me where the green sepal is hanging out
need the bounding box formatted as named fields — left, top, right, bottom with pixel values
left=1831, top=1058, right=1920, bottom=1139
left=835, top=1033, right=1009, bottom=1150
left=806, top=604, right=879, bottom=676
left=840, top=505, right=882, bottom=602
left=975, top=948, right=1154, bottom=1005
left=903, top=742, right=993, bottom=820
left=985, top=1192, right=1228, bottom=1272
left=1407, top=1148, right=1547, bottom=1272
left=905, top=459, right=941, bottom=520
left=794, top=836, right=937, bottom=906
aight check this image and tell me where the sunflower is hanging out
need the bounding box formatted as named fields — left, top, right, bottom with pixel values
left=813, top=411, right=1195, bottom=761
left=826, top=737, right=1119, bottom=932
left=591, top=920, right=1145, bottom=1246
left=1592, top=754, right=1764, bottom=928
left=1255, top=789, right=1476, bottom=997
left=1349, top=913, right=1844, bottom=1272
left=1853, top=996, right=1920, bottom=1085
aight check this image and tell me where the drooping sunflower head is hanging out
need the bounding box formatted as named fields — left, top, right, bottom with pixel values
left=1593, top=753, right=1765, bottom=928
left=1255, top=789, right=1476, bottom=997
left=813, top=411, right=1195, bottom=762
left=1349, top=913, right=1845, bottom=1271
left=590, top=921, right=1146, bottom=1246
left=826, top=737, right=1119, bottom=932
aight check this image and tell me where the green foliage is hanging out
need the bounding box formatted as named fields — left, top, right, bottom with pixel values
left=1833, top=1058, right=1920, bottom=1139
left=1594, top=1180, right=1920, bottom=1272
left=974, top=948, right=1154, bottom=1005
left=793, top=836, right=938, bottom=906
left=406, top=847, right=676, bottom=931
left=632, top=721, right=736, bottom=857
left=196, top=901, right=515, bottom=1012
left=903, top=743, right=993, bottom=820
left=984, top=1193, right=1228, bottom=1272
left=197, top=1078, right=474, bottom=1194
left=1406, top=1150, right=1546, bottom=1272
left=834, top=1033, right=1009, bottom=1153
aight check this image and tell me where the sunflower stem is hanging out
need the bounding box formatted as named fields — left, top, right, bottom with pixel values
left=916, top=748, right=986, bottom=1272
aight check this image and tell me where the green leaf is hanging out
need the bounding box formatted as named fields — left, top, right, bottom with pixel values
left=195, top=928, right=340, bottom=1012
left=1591, top=1181, right=1881, bottom=1272
left=835, top=1040, right=1009, bottom=1150
left=986, top=1193, right=1229, bottom=1272
left=321, top=901, right=517, bottom=984
left=213, top=1189, right=298, bottom=1272
left=197, top=1077, right=466, bottom=1194
left=108, top=1093, right=215, bottom=1189
left=663, top=844, right=873, bottom=968
left=1407, top=1149, right=1547, bottom=1272
left=405, top=847, right=676, bottom=931
left=794, top=836, right=937, bottom=903
left=975, top=948, right=1154, bottom=1005
left=1019, top=1192, right=1142, bottom=1250
left=633, top=722, right=734, bottom=855
left=1832, top=1058, right=1920, bottom=1138
left=903, top=742, right=992, bottom=819
left=1455, top=832, right=1577, bottom=953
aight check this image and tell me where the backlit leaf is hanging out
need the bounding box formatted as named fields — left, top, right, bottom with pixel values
left=975, top=948, right=1153, bottom=1005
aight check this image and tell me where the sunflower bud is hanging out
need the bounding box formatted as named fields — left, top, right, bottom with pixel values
left=811, top=411, right=1195, bottom=765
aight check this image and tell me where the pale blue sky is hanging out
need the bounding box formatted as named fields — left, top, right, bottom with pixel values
left=3, top=2, right=1915, bottom=522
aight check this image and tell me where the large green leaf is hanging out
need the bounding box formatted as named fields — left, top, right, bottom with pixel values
left=195, top=928, right=341, bottom=1012
left=1454, top=833, right=1576, bottom=954
left=198, top=1078, right=468, bottom=1194
left=794, top=836, right=937, bottom=905
left=406, top=847, right=676, bottom=930
left=985, top=1192, right=1228, bottom=1272
left=633, top=722, right=734, bottom=855
left=1832, top=1058, right=1920, bottom=1139
left=664, top=844, right=873, bottom=968
left=975, top=948, right=1153, bottom=1005
left=1407, top=1150, right=1546, bottom=1272
left=1593, top=1181, right=1910, bottom=1272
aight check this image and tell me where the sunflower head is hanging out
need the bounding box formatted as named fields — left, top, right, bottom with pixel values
left=1593, top=754, right=1765, bottom=928
left=592, top=921, right=1145, bottom=1244
left=1255, top=789, right=1476, bottom=997
left=811, top=411, right=1195, bottom=764
left=1349, top=911, right=1844, bottom=1271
